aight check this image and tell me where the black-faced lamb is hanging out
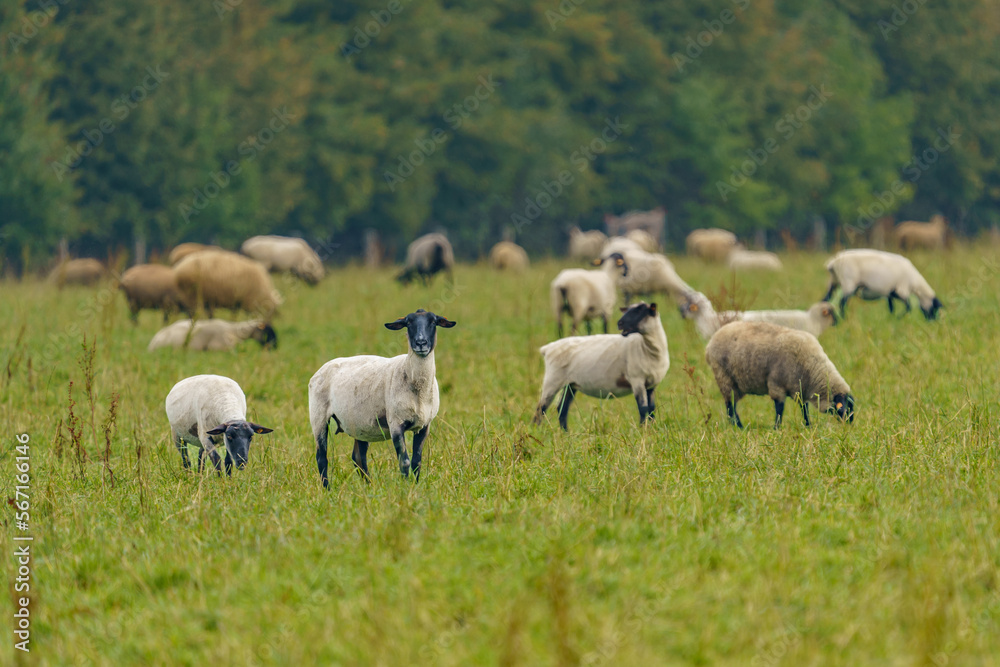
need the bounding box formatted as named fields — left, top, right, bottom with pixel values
left=165, top=374, right=273, bottom=475
left=679, top=291, right=838, bottom=339
left=704, top=321, right=855, bottom=429
left=240, top=235, right=325, bottom=285
left=308, top=309, right=456, bottom=486
left=550, top=253, right=628, bottom=337
left=397, top=233, right=455, bottom=285
left=147, top=319, right=277, bottom=351
left=119, top=264, right=188, bottom=323
left=533, top=302, right=669, bottom=430
left=822, top=249, right=943, bottom=319
left=173, top=249, right=283, bottom=319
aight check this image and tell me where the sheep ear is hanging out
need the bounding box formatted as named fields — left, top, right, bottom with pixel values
left=435, top=316, right=456, bottom=328
left=249, top=423, right=273, bottom=435
left=385, top=317, right=407, bottom=330
left=690, top=303, right=698, bottom=312
left=206, top=424, right=228, bottom=436
left=649, top=303, right=657, bottom=314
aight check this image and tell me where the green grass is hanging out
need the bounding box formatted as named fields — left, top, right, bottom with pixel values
left=2, top=245, right=999, bottom=666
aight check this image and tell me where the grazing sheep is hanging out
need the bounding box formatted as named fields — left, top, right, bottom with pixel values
left=822, top=249, right=943, bottom=320
left=680, top=291, right=838, bottom=339
left=165, top=374, right=273, bottom=475
left=604, top=207, right=666, bottom=242
left=533, top=302, right=669, bottom=430
left=705, top=321, right=855, bottom=429
left=895, top=214, right=948, bottom=251
left=168, top=243, right=220, bottom=266
left=308, top=309, right=457, bottom=486
left=686, top=228, right=738, bottom=262
left=625, top=229, right=660, bottom=252
left=600, top=235, right=645, bottom=258
left=606, top=249, right=694, bottom=305
left=240, top=235, right=325, bottom=285
left=489, top=241, right=529, bottom=271
left=173, top=249, right=283, bottom=319
left=727, top=248, right=783, bottom=272
left=551, top=253, right=628, bottom=337
left=148, top=319, right=277, bottom=351
left=48, top=258, right=106, bottom=287
left=119, top=264, right=187, bottom=323
left=568, top=226, right=608, bottom=261
left=397, top=233, right=455, bottom=285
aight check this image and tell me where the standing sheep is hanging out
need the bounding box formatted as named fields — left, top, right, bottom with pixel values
left=397, top=233, right=455, bottom=285
left=148, top=319, right=277, bottom=351
left=308, top=309, right=457, bottom=486
left=165, top=374, right=273, bottom=475
left=48, top=258, right=106, bottom=287
left=168, top=243, right=220, bottom=266
left=705, top=321, right=855, bottom=429
left=551, top=253, right=628, bottom=337
left=173, top=249, right=283, bottom=319
left=607, top=249, right=694, bottom=305
left=568, top=227, right=608, bottom=261
left=489, top=241, right=529, bottom=271
left=119, top=264, right=188, bottom=323
left=686, top=229, right=738, bottom=262
left=679, top=291, right=838, bottom=339
left=822, top=249, right=943, bottom=319
left=895, top=215, right=948, bottom=251
left=240, top=235, right=325, bottom=285
left=533, top=302, right=669, bottom=430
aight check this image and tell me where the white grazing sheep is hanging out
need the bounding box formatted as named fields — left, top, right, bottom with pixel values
left=48, top=258, right=106, bottom=287
left=533, top=302, right=669, bottom=430
left=240, top=235, right=325, bottom=285
left=568, top=226, right=608, bottom=261
left=625, top=229, right=660, bottom=252
left=686, top=228, right=738, bottom=261
left=165, top=374, right=273, bottom=475
left=148, top=319, right=277, bottom=351
left=727, top=248, right=783, bottom=272
left=168, top=242, right=221, bottom=265
left=822, top=249, right=943, bottom=319
left=550, top=253, right=628, bottom=337
left=605, top=249, right=694, bottom=305
left=308, top=309, right=457, bottom=486
left=705, top=321, right=855, bottom=429
left=119, top=264, right=188, bottom=323
left=398, top=233, right=455, bottom=285
left=173, top=249, right=283, bottom=319
left=604, top=207, right=666, bottom=241
left=489, top=241, right=529, bottom=271
left=679, top=292, right=838, bottom=339
left=895, top=214, right=948, bottom=250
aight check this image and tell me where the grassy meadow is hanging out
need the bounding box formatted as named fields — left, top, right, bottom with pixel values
left=2, top=244, right=1000, bottom=666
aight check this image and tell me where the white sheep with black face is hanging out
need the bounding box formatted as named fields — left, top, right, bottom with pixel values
left=550, top=252, right=628, bottom=337
left=165, top=375, right=273, bottom=475
left=147, top=319, right=277, bottom=351
left=822, top=249, right=943, bottom=320
left=533, top=302, right=670, bottom=430
left=308, top=309, right=457, bottom=487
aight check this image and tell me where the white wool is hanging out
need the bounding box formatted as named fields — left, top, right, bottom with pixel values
left=612, top=249, right=693, bottom=304
left=241, top=235, right=324, bottom=284
left=165, top=375, right=247, bottom=454
left=825, top=249, right=938, bottom=310
left=680, top=292, right=836, bottom=339
left=568, top=227, right=608, bottom=260
left=148, top=319, right=266, bottom=351
left=550, top=258, right=623, bottom=335
left=727, top=248, right=783, bottom=271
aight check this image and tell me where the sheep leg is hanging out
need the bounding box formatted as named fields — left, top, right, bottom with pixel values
left=351, top=440, right=370, bottom=483
left=557, top=318, right=564, bottom=338
left=315, top=423, right=330, bottom=489
left=838, top=294, right=851, bottom=317
left=174, top=433, right=192, bottom=469
left=602, top=314, right=609, bottom=334
left=390, top=426, right=412, bottom=477
left=773, top=399, right=784, bottom=429
left=633, top=385, right=651, bottom=424
left=224, top=452, right=233, bottom=477
left=557, top=386, right=576, bottom=431
left=197, top=447, right=205, bottom=473
left=208, top=449, right=223, bottom=476
left=801, top=401, right=811, bottom=426
left=645, top=388, right=656, bottom=422
left=585, top=319, right=593, bottom=335
left=821, top=282, right=836, bottom=302
left=726, top=399, right=744, bottom=429
left=410, top=426, right=429, bottom=481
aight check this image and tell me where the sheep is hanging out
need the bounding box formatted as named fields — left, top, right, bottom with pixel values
left=550, top=253, right=628, bottom=337
left=488, top=241, right=529, bottom=271
left=605, top=248, right=694, bottom=305
left=686, top=228, right=738, bottom=261
left=397, top=233, right=455, bottom=285
left=148, top=319, right=277, bottom=351
left=168, top=243, right=220, bottom=266
left=568, top=226, right=608, bottom=261
left=118, top=264, right=187, bottom=323
left=600, top=235, right=645, bottom=258
left=165, top=374, right=273, bottom=475
left=533, top=301, right=669, bottom=430
left=895, top=214, right=948, bottom=251
left=822, top=249, right=943, bottom=320
left=679, top=291, right=838, bottom=339
left=727, top=248, right=783, bottom=272
left=308, top=309, right=456, bottom=486
left=173, top=249, right=283, bottom=319
left=625, top=229, right=660, bottom=252
left=705, top=321, right=855, bottom=428
left=604, top=207, right=666, bottom=242
left=240, top=235, right=325, bottom=285
left=48, top=258, right=106, bottom=287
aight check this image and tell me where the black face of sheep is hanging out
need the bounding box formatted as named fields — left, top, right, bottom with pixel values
left=921, top=297, right=944, bottom=320
left=593, top=252, right=629, bottom=277
left=385, top=309, right=457, bottom=357
left=827, top=393, right=856, bottom=423
left=206, top=421, right=273, bottom=473
left=617, top=302, right=657, bottom=336
left=252, top=323, right=278, bottom=349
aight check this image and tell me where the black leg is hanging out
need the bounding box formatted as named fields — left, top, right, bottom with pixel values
left=390, top=428, right=411, bottom=477
left=646, top=388, right=656, bottom=422
left=316, top=424, right=329, bottom=488
left=602, top=315, right=608, bottom=334
left=224, top=452, right=233, bottom=477
left=585, top=319, right=592, bottom=335
left=557, top=385, right=576, bottom=431
left=887, top=294, right=895, bottom=313
left=726, top=399, right=744, bottom=429
left=801, top=401, right=811, bottom=426
left=197, top=447, right=205, bottom=473
left=175, top=437, right=191, bottom=469
left=351, top=439, right=370, bottom=482
left=209, top=449, right=223, bottom=476
left=822, top=283, right=836, bottom=302
left=773, top=399, right=784, bottom=429
left=410, top=427, right=429, bottom=481
left=557, top=320, right=564, bottom=338
left=839, top=294, right=850, bottom=317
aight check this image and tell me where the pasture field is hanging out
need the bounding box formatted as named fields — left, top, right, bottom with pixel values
left=2, top=244, right=1000, bottom=666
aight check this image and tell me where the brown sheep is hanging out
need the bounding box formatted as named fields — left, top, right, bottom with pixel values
left=686, top=228, right=738, bottom=261
left=118, top=264, right=188, bottom=324
left=895, top=215, right=948, bottom=250
left=173, top=250, right=283, bottom=319
left=48, top=258, right=106, bottom=287
left=168, top=243, right=221, bottom=266
left=488, top=241, right=529, bottom=271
